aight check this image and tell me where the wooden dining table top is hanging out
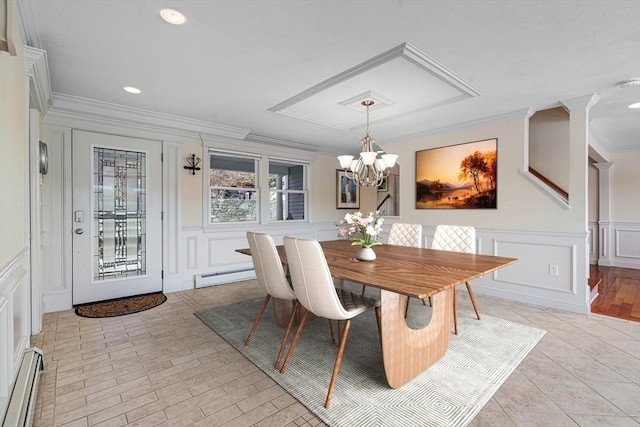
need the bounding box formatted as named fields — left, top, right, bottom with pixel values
left=236, top=239, right=517, bottom=300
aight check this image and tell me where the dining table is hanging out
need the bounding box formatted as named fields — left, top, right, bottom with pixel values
left=237, top=239, right=517, bottom=388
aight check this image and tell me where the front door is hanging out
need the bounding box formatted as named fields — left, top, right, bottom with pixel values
left=72, top=130, right=162, bottom=305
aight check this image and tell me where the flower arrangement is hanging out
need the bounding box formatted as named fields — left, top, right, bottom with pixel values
left=337, top=211, right=384, bottom=248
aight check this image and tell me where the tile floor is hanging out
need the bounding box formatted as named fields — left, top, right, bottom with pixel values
left=31, top=280, right=639, bottom=426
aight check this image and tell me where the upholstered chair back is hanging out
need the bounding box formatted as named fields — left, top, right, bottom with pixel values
left=246, top=232, right=296, bottom=300
left=387, top=223, right=423, bottom=248
left=284, top=237, right=362, bottom=321
left=431, top=225, right=476, bottom=254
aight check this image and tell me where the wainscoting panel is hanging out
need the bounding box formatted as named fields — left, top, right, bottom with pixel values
left=615, top=227, right=640, bottom=262
left=588, top=222, right=598, bottom=265
left=0, top=249, right=30, bottom=420
left=491, top=240, right=575, bottom=294
left=181, top=225, right=320, bottom=289
left=0, top=297, right=8, bottom=419
left=597, top=221, right=640, bottom=269
left=180, top=223, right=591, bottom=314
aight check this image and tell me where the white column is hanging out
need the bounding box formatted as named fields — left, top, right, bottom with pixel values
left=594, top=162, right=613, bottom=266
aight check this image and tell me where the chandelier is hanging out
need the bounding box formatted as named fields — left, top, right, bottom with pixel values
left=337, top=100, right=398, bottom=187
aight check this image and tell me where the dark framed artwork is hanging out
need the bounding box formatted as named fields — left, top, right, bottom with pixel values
left=377, top=177, right=388, bottom=192
left=416, top=138, right=497, bottom=209
left=336, top=170, right=360, bottom=209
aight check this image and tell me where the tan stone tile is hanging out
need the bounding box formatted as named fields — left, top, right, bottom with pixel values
left=126, top=411, right=168, bottom=427
left=505, top=411, right=578, bottom=426
left=199, top=386, right=260, bottom=417
left=236, top=384, right=286, bottom=413
left=57, top=378, right=117, bottom=405
left=190, top=404, right=243, bottom=427
left=569, top=414, right=640, bottom=426
left=535, top=379, right=626, bottom=416
left=218, top=402, right=278, bottom=427
left=53, top=395, right=121, bottom=426
left=87, top=391, right=158, bottom=426
left=89, top=414, right=127, bottom=427
left=125, top=388, right=192, bottom=423
left=254, top=402, right=311, bottom=427
left=469, top=410, right=517, bottom=426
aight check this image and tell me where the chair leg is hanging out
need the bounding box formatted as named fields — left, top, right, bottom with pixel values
left=329, top=319, right=336, bottom=345
left=428, top=296, right=432, bottom=307
left=404, top=296, right=411, bottom=318
left=466, top=281, right=481, bottom=320
left=245, top=294, right=271, bottom=346
left=361, top=285, right=367, bottom=295
left=274, top=300, right=299, bottom=369
left=279, top=309, right=311, bottom=374
left=324, top=319, right=351, bottom=408
left=453, top=287, right=459, bottom=335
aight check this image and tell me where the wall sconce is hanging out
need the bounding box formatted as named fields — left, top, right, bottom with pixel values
left=184, top=154, right=201, bottom=175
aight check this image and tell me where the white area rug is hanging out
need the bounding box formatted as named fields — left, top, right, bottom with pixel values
left=195, top=296, right=545, bottom=427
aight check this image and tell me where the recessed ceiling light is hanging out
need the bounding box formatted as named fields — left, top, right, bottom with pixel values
left=629, top=102, right=640, bottom=109
left=124, top=86, right=141, bottom=94
left=160, top=8, right=186, bottom=25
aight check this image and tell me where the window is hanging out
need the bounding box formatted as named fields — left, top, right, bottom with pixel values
left=269, top=159, right=307, bottom=221
left=209, top=153, right=259, bottom=223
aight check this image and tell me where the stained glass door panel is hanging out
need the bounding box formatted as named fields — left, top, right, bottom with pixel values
left=93, top=148, right=147, bottom=280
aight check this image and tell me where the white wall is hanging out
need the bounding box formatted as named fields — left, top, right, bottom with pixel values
left=529, top=107, right=570, bottom=193
left=390, top=115, right=587, bottom=231
left=0, top=18, right=30, bottom=420
left=610, top=149, right=640, bottom=223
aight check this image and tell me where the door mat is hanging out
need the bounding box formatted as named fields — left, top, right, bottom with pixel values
left=74, top=292, right=167, bottom=318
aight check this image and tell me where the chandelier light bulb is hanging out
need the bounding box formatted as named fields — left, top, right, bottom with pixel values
left=338, top=155, right=354, bottom=169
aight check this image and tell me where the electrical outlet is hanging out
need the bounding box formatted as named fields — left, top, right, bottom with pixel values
left=549, top=264, right=559, bottom=276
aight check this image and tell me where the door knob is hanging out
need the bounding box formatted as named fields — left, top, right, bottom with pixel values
left=75, top=228, right=84, bottom=235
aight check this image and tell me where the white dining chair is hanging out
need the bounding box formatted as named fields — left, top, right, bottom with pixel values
left=431, top=225, right=480, bottom=335
left=244, top=232, right=300, bottom=369
left=281, top=236, right=381, bottom=408
left=364, top=223, right=424, bottom=311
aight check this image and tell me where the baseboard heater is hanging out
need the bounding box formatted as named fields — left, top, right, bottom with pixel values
left=195, top=268, right=255, bottom=288
left=2, top=347, right=44, bottom=427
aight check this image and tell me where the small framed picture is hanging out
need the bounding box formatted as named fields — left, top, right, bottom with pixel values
left=377, top=177, right=388, bottom=192
left=336, top=170, right=360, bottom=209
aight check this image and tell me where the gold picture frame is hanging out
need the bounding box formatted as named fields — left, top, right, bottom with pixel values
left=416, top=138, right=497, bottom=209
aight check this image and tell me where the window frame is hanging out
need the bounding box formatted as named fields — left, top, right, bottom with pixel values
left=202, top=145, right=312, bottom=229
left=268, top=157, right=309, bottom=222
left=206, top=150, right=261, bottom=225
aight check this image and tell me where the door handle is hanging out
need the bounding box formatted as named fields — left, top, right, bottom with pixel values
left=75, top=228, right=84, bottom=235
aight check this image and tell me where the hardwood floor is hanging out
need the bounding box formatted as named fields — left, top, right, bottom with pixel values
left=591, top=265, right=640, bottom=322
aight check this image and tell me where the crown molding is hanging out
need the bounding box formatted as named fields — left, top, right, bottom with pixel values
left=244, top=134, right=322, bottom=154
left=202, top=134, right=318, bottom=161
left=16, top=0, right=41, bottom=48
left=382, top=108, right=532, bottom=147
left=561, top=93, right=599, bottom=112
left=24, top=46, right=52, bottom=114
left=47, top=93, right=251, bottom=140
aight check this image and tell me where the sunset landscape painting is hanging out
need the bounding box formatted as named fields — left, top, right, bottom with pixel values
left=416, top=138, right=497, bottom=209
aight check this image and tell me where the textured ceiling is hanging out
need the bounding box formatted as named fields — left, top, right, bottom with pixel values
left=17, top=0, right=640, bottom=155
